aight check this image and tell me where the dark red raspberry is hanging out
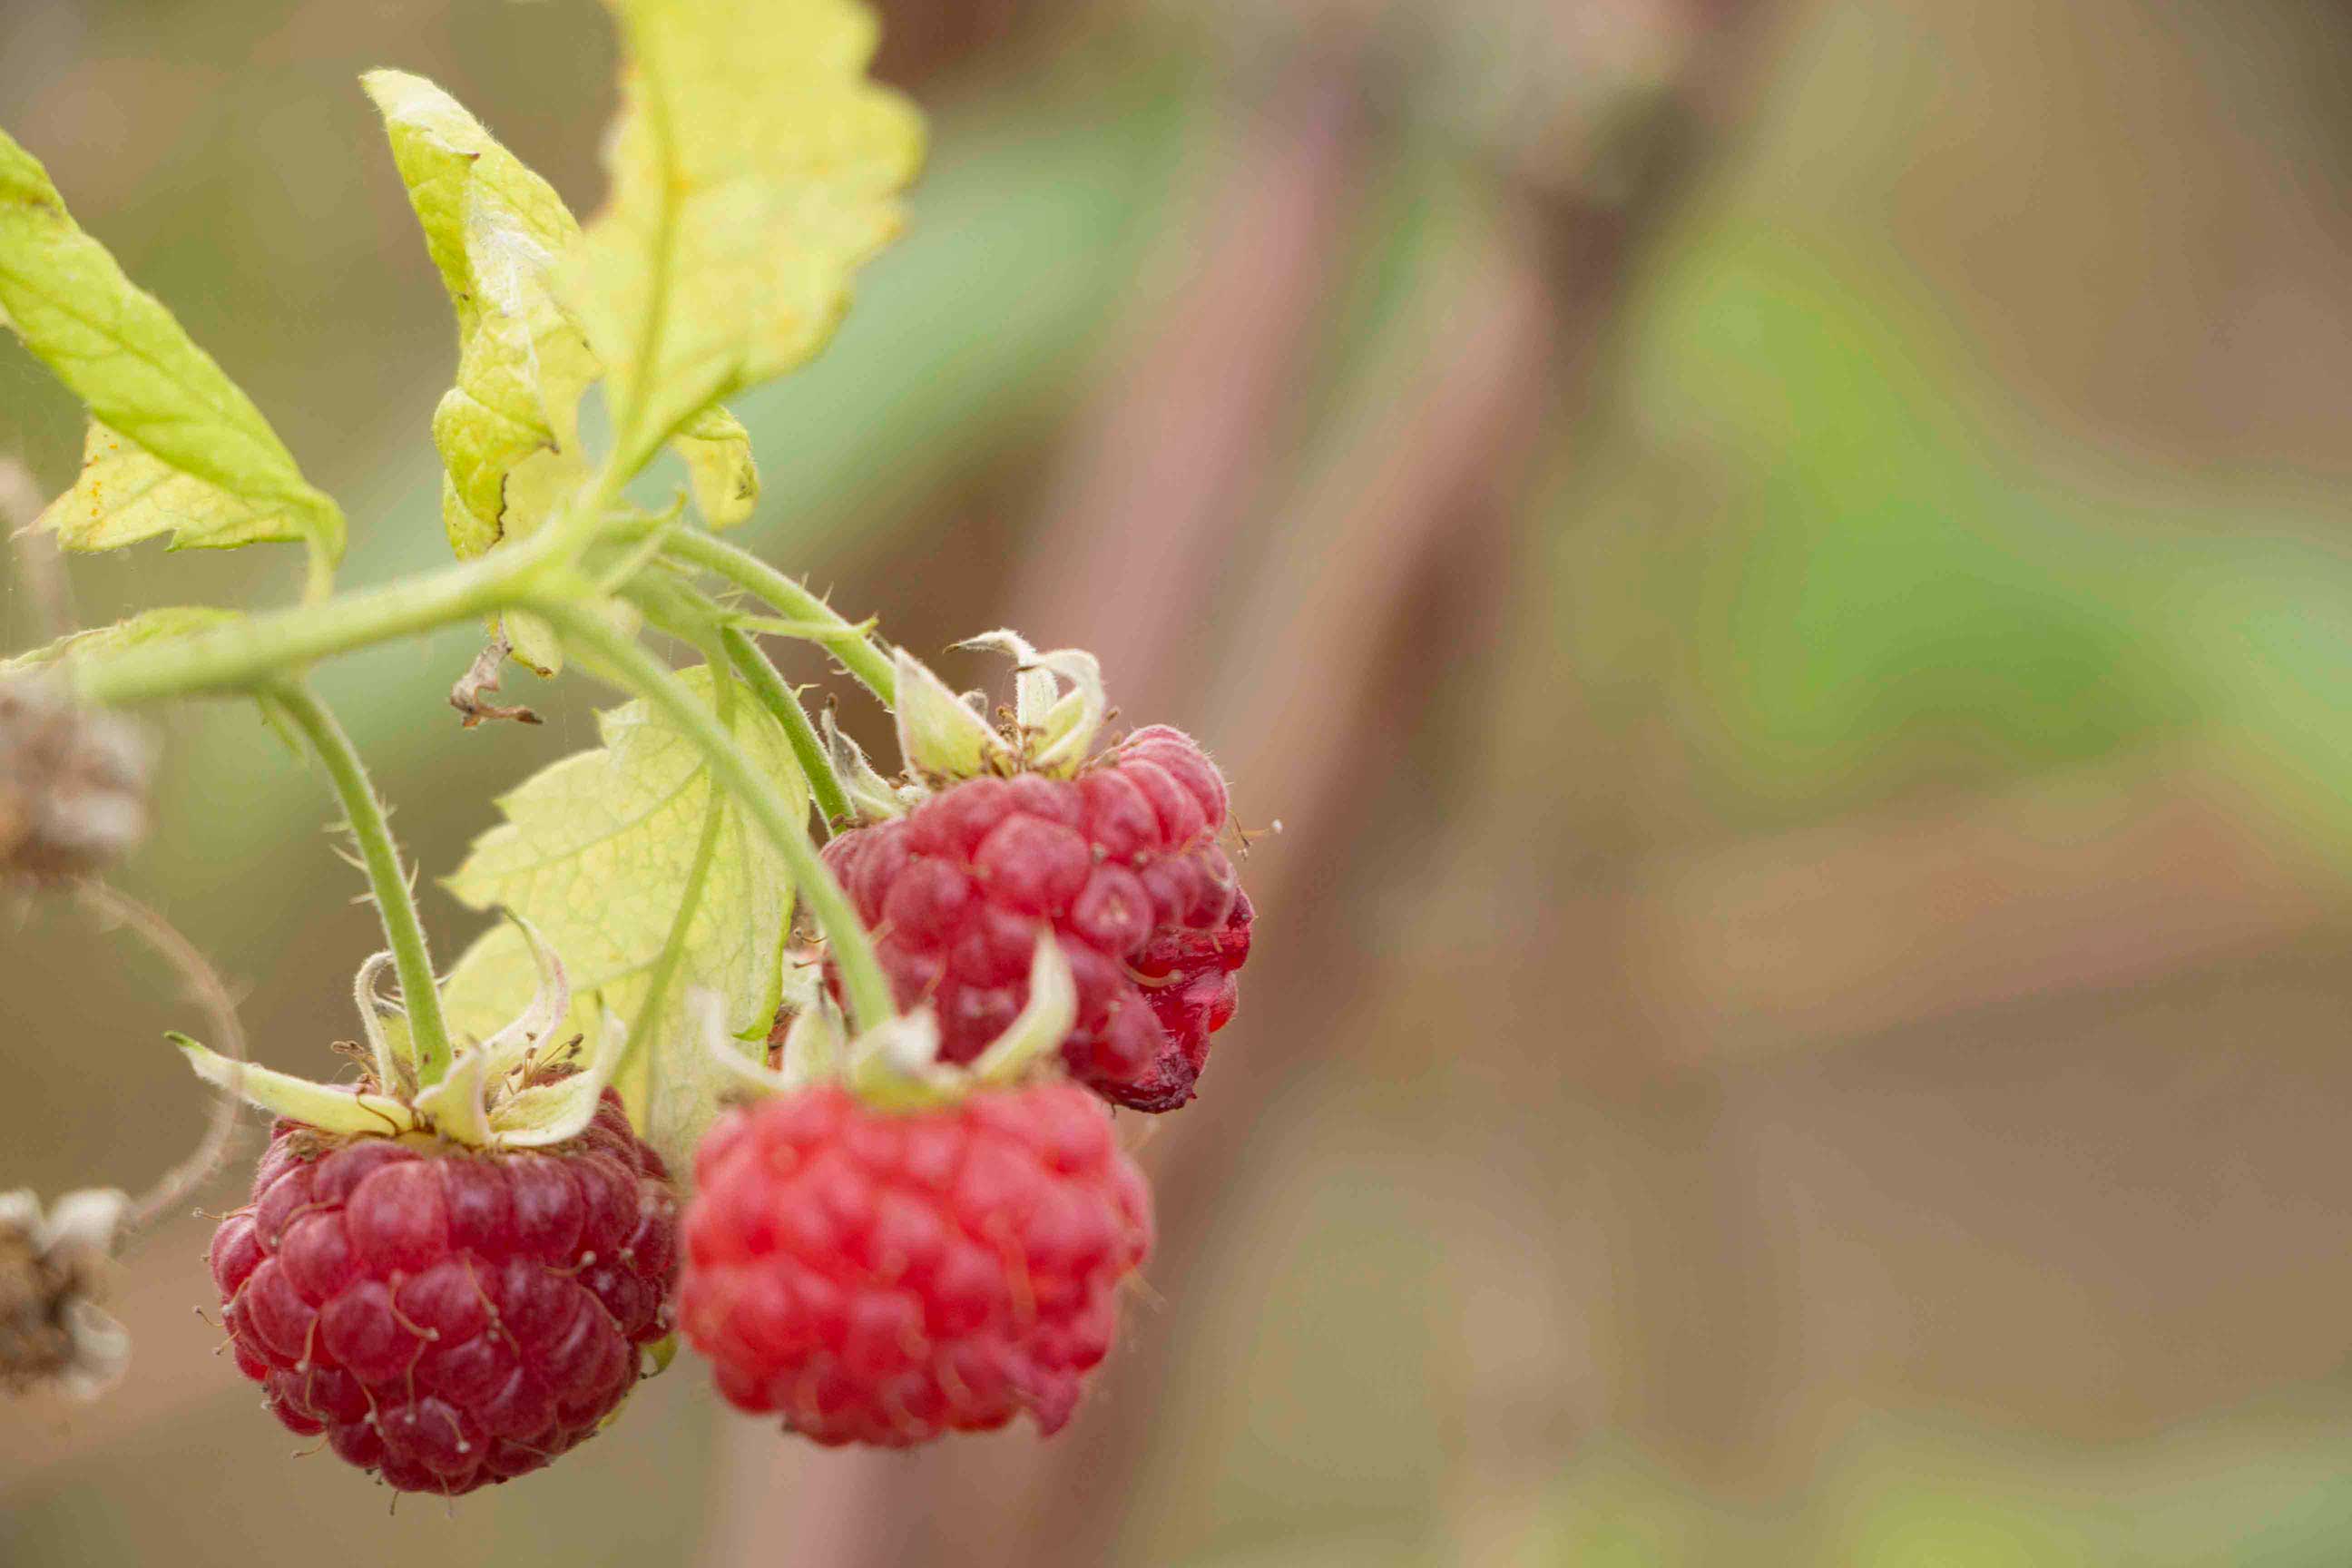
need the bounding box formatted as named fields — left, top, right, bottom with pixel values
left=209, top=1091, right=679, bottom=1495
left=821, top=726, right=1254, bottom=1111
left=680, top=1081, right=1152, bottom=1446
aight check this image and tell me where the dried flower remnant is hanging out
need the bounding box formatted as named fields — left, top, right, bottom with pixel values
left=0, top=677, right=152, bottom=880
left=0, top=1188, right=132, bottom=1399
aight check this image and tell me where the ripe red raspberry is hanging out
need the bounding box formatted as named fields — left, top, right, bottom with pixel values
left=680, top=1081, right=1152, bottom=1446
left=209, top=1091, right=679, bottom=1495
left=821, top=726, right=1254, bottom=1111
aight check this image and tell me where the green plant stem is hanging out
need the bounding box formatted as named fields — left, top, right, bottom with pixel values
left=720, top=626, right=850, bottom=834
left=536, top=603, right=898, bottom=1033
left=269, top=681, right=455, bottom=1085
left=662, top=530, right=897, bottom=705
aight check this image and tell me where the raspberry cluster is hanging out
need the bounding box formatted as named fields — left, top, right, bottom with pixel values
left=681, top=1082, right=1152, bottom=1445
left=822, top=727, right=1255, bottom=1111
left=209, top=1093, right=678, bottom=1495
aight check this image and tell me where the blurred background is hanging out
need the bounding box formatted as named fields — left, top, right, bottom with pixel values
left=7, top=0, right=2352, bottom=1562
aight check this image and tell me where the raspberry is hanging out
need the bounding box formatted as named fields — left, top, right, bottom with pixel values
left=210, top=1091, right=679, bottom=1495
left=680, top=1081, right=1152, bottom=1446
left=822, top=727, right=1254, bottom=1111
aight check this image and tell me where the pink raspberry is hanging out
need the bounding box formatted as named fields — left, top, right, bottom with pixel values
left=209, top=1091, right=679, bottom=1495
left=822, top=726, right=1254, bottom=1111
left=681, top=1081, right=1152, bottom=1446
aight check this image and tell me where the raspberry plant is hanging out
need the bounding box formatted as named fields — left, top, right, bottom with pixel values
left=0, top=0, right=1257, bottom=1491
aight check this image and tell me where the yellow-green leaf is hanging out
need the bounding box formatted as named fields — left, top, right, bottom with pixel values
left=565, top=0, right=925, bottom=471
left=672, top=403, right=760, bottom=528
left=0, top=129, right=343, bottom=579
left=439, top=664, right=805, bottom=1164
left=364, top=71, right=763, bottom=544
left=364, top=71, right=600, bottom=560
left=2, top=604, right=240, bottom=673
left=39, top=423, right=322, bottom=554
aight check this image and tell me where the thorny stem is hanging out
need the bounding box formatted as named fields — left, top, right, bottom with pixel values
left=534, top=602, right=898, bottom=1033
left=267, top=681, right=455, bottom=1085
left=720, top=625, right=850, bottom=835
left=662, top=530, right=897, bottom=706
left=74, top=881, right=248, bottom=1234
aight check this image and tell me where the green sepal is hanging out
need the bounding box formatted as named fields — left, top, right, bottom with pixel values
left=891, top=647, right=1011, bottom=782
left=733, top=936, right=1078, bottom=1113
left=170, top=1034, right=419, bottom=1139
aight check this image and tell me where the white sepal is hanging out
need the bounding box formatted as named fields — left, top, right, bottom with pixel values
left=893, top=647, right=1011, bottom=782
left=957, top=630, right=1107, bottom=775
left=487, top=1009, right=620, bottom=1148
left=821, top=705, right=913, bottom=823
left=418, top=918, right=605, bottom=1149
left=352, top=952, right=413, bottom=1093
left=172, top=1034, right=419, bottom=1139
left=471, top=914, right=571, bottom=1081
left=958, top=629, right=1057, bottom=734
left=969, top=935, right=1078, bottom=1083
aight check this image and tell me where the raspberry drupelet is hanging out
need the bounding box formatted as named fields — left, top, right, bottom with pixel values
left=821, top=727, right=1254, bottom=1112
left=209, top=1091, right=678, bottom=1495
left=681, top=1081, right=1152, bottom=1446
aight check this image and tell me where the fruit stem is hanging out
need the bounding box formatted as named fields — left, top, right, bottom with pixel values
left=662, top=531, right=897, bottom=706
left=534, top=603, right=899, bottom=1033
left=268, top=681, right=456, bottom=1085
left=720, top=625, right=851, bottom=836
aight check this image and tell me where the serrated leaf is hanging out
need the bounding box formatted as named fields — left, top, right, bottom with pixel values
left=365, top=71, right=762, bottom=547
left=2, top=604, right=240, bottom=673
left=38, top=423, right=320, bottom=555
left=564, top=0, right=925, bottom=470
left=0, top=130, right=344, bottom=577
left=365, top=71, right=600, bottom=561
left=439, top=664, right=806, bottom=1165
